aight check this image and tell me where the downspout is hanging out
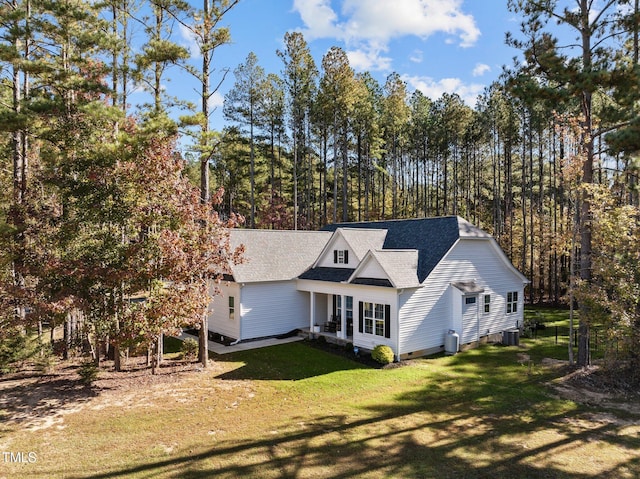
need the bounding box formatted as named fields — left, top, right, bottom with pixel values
left=477, top=295, right=480, bottom=344
left=396, top=289, right=403, bottom=361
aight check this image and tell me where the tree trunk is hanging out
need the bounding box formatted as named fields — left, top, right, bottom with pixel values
left=198, top=315, right=208, bottom=368
left=157, top=334, right=163, bottom=367
left=114, top=343, right=121, bottom=371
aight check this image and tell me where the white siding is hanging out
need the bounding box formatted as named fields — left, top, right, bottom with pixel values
left=357, top=258, right=387, bottom=279
left=240, top=281, right=310, bottom=340
left=208, top=282, right=241, bottom=340
left=317, top=236, right=354, bottom=268
left=398, top=238, right=525, bottom=355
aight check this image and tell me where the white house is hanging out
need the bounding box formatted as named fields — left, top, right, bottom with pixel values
left=208, top=229, right=332, bottom=341
left=208, top=216, right=528, bottom=358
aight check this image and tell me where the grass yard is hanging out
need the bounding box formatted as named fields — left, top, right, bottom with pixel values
left=1, top=314, right=639, bottom=478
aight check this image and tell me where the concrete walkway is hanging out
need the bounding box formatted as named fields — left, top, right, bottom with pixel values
left=178, top=332, right=303, bottom=355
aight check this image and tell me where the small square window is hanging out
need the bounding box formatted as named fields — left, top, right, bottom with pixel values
left=465, top=296, right=476, bottom=305
left=334, top=249, right=349, bottom=264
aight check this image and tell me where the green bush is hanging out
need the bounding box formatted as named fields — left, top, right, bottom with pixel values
left=0, top=333, right=33, bottom=374
left=78, top=361, right=99, bottom=385
left=34, top=345, right=56, bottom=373
left=372, top=345, right=395, bottom=365
left=181, top=338, right=198, bottom=359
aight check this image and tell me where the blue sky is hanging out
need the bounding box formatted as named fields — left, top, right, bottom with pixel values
left=176, top=0, right=522, bottom=130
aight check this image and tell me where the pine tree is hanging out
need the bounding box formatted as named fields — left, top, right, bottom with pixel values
left=224, top=52, right=265, bottom=228
left=507, top=0, right=639, bottom=366
left=277, top=31, right=317, bottom=229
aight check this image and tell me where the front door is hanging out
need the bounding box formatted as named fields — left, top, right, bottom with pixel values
left=333, top=295, right=354, bottom=337
left=461, top=295, right=479, bottom=344
left=345, top=296, right=353, bottom=336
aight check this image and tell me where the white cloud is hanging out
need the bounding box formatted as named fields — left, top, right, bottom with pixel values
left=180, top=24, right=201, bottom=59
left=403, top=74, right=485, bottom=106
left=346, top=41, right=393, bottom=71
left=472, top=63, right=490, bottom=77
left=293, top=0, right=480, bottom=71
left=209, top=91, right=224, bottom=110
left=409, top=49, right=423, bottom=63
left=292, top=0, right=341, bottom=39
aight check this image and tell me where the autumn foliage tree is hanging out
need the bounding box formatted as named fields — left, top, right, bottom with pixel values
left=109, top=129, right=244, bottom=372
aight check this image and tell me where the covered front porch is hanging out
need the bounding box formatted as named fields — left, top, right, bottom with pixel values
left=306, top=291, right=354, bottom=342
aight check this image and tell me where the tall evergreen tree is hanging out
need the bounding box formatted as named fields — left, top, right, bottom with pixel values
left=381, top=73, right=410, bottom=218
left=277, top=31, right=317, bottom=229
left=507, top=0, right=640, bottom=366
left=318, top=47, right=355, bottom=222
left=224, top=52, right=265, bottom=228
left=177, top=0, right=238, bottom=367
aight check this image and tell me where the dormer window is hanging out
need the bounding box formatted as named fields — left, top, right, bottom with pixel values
left=334, top=249, right=349, bottom=264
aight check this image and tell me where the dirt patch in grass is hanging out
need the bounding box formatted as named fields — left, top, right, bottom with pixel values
left=0, top=357, right=216, bottom=432
left=549, top=364, right=640, bottom=418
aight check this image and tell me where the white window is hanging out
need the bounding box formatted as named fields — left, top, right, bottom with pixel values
left=334, top=249, right=348, bottom=264
left=364, top=302, right=386, bottom=337
left=465, top=296, right=476, bottom=305
left=507, top=291, right=518, bottom=314
left=484, top=294, right=491, bottom=313
left=229, top=296, right=235, bottom=320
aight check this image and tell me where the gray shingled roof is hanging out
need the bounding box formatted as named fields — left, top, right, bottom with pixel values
left=362, top=250, right=420, bottom=288
left=322, top=216, right=488, bottom=283
left=229, top=229, right=332, bottom=283
left=337, top=228, right=387, bottom=261
left=452, top=281, right=485, bottom=294
left=298, top=267, right=355, bottom=282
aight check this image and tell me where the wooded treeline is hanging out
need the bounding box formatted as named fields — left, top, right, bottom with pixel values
left=217, top=1, right=640, bottom=311
left=0, top=0, right=242, bottom=371
left=1, top=0, right=640, bottom=376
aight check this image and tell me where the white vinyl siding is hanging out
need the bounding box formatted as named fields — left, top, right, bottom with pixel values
left=208, top=282, right=241, bottom=340
left=317, top=236, right=352, bottom=268
left=209, top=281, right=310, bottom=341
left=398, top=238, right=525, bottom=355
left=239, top=281, right=310, bottom=340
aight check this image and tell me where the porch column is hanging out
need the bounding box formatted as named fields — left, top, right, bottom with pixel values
left=339, top=294, right=346, bottom=339
left=309, top=292, right=315, bottom=331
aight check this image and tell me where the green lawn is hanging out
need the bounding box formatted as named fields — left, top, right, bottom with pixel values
left=1, top=315, right=639, bottom=478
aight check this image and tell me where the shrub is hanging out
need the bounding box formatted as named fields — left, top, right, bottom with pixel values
left=34, top=345, right=56, bottom=373
left=372, top=345, right=394, bottom=365
left=0, top=332, right=33, bottom=374
left=78, top=361, right=99, bottom=385
left=344, top=342, right=354, bottom=353
left=181, top=338, right=198, bottom=360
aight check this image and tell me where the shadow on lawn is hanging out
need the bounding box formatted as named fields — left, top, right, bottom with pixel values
left=65, top=345, right=640, bottom=479
left=64, top=398, right=639, bottom=479
left=0, top=372, right=98, bottom=432
left=213, top=341, right=368, bottom=381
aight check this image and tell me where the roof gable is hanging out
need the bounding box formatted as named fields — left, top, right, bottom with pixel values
left=322, top=216, right=469, bottom=282
left=349, top=250, right=420, bottom=289
left=312, top=227, right=387, bottom=268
